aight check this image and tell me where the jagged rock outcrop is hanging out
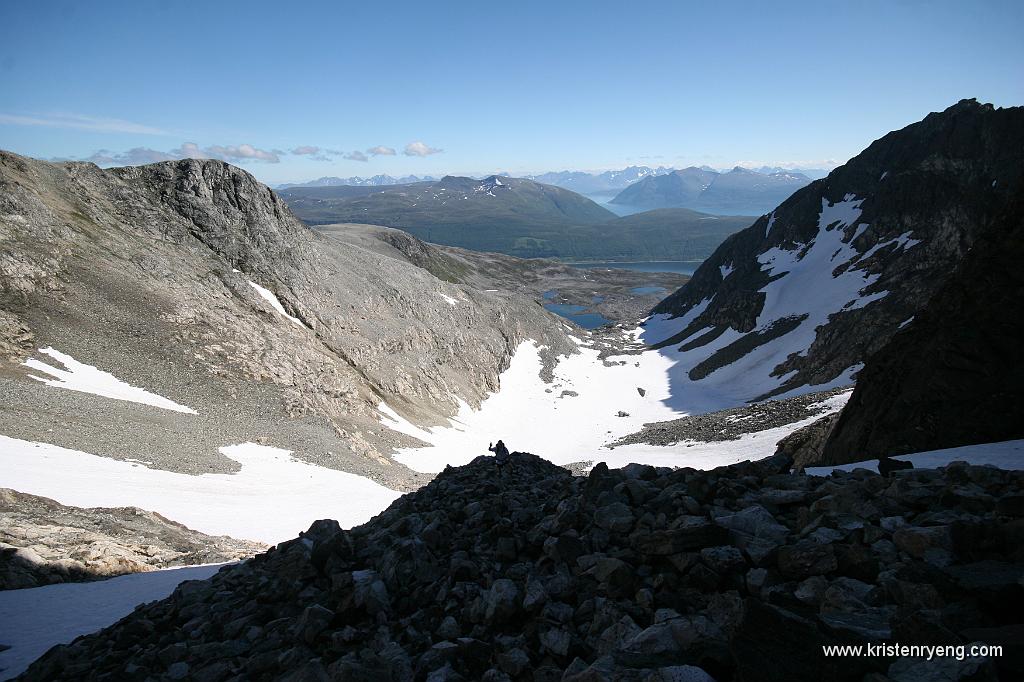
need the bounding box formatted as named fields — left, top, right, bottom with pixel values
left=816, top=196, right=1024, bottom=464
left=22, top=453, right=1023, bottom=681
left=648, top=100, right=1024, bottom=402
left=0, top=489, right=265, bottom=590
left=775, top=412, right=840, bottom=471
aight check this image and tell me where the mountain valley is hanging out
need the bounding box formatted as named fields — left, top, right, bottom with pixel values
left=280, top=178, right=755, bottom=261
left=2, top=100, right=1023, bottom=681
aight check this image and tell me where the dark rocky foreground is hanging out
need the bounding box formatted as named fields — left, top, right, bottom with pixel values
left=21, top=453, right=1023, bottom=681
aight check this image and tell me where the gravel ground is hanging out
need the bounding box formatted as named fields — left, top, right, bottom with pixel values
left=609, top=387, right=853, bottom=448
left=560, top=460, right=594, bottom=476
left=321, top=224, right=688, bottom=326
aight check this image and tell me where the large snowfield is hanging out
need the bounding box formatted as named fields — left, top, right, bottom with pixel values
left=385, top=337, right=854, bottom=473
left=0, top=437, right=401, bottom=545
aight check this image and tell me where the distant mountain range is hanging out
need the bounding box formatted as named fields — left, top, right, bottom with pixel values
left=522, top=166, right=677, bottom=196
left=753, top=166, right=830, bottom=179
left=277, top=174, right=436, bottom=189
left=610, top=166, right=813, bottom=214
left=276, top=165, right=831, bottom=193
left=279, top=176, right=754, bottom=260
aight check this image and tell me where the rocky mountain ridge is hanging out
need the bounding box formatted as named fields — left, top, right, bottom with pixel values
left=648, top=100, right=1024, bottom=404
left=0, top=151, right=577, bottom=492
left=809, top=194, right=1024, bottom=465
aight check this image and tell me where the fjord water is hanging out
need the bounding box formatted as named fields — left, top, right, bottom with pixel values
left=567, top=260, right=703, bottom=275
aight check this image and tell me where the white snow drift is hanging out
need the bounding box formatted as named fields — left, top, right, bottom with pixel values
left=804, top=439, right=1024, bottom=476
left=0, top=436, right=400, bottom=545
left=248, top=280, right=309, bottom=328
left=22, top=348, right=197, bottom=414
left=385, top=338, right=853, bottom=474
left=388, top=340, right=681, bottom=473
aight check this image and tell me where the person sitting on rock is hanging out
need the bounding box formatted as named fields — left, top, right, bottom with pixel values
left=489, top=440, right=510, bottom=467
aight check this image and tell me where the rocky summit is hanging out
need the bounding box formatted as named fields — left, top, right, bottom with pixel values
left=21, top=453, right=1024, bottom=681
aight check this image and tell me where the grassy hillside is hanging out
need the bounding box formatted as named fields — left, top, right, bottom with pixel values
left=281, top=177, right=754, bottom=260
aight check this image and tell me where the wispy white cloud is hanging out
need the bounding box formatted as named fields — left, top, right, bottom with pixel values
left=0, top=113, right=168, bottom=135
left=291, top=146, right=371, bottom=161
left=367, top=145, right=396, bottom=156
left=80, top=148, right=181, bottom=165
left=204, top=143, right=280, bottom=163
left=403, top=141, right=443, bottom=157
left=67, top=142, right=281, bottom=167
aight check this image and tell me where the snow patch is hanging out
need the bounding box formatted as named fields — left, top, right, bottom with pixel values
left=681, top=195, right=883, bottom=395
left=0, top=565, right=225, bottom=680
left=387, top=338, right=855, bottom=474
left=438, top=293, right=459, bottom=306
left=805, top=439, right=1024, bottom=476
left=248, top=281, right=309, bottom=329
left=0, top=436, right=401, bottom=545
left=23, top=348, right=197, bottom=414
left=719, top=263, right=734, bottom=279
left=378, top=402, right=441, bottom=443
left=390, top=340, right=682, bottom=474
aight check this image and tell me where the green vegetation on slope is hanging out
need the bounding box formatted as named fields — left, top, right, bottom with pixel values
left=281, top=177, right=754, bottom=260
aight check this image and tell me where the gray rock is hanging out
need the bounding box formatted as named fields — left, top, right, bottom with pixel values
left=893, top=525, right=952, bottom=558
left=777, top=540, right=838, bottom=579
left=593, top=502, right=635, bottom=533
left=166, top=661, right=190, bottom=680
left=484, top=579, right=520, bottom=624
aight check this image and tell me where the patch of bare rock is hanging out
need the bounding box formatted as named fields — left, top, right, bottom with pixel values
left=0, top=489, right=266, bottom=590
left=610, top=387, right=851, bottom=449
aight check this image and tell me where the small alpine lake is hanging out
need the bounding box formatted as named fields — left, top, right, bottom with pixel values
left=542, top=303, right=613, bottom=329
left=565, top=260, right=703, bottom=276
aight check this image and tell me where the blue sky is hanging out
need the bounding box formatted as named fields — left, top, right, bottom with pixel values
left=1, top=0, right=1021, bottom=185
